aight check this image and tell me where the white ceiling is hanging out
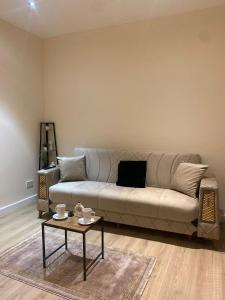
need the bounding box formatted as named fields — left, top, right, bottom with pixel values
left=0, top=0, right=225, bottom=38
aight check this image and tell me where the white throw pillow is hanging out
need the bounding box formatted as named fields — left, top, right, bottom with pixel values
left=57, top=155, right=87, bottom=182
left=171, top=162, right=208, bottom=198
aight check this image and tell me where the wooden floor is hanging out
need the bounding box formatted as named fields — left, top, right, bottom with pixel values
left=0, top=203, right=225, bottom=300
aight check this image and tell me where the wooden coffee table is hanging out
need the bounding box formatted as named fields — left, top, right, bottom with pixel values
left=41, top=216, right=104, bottom=281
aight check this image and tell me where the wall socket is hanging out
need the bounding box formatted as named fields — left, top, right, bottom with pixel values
left=26, top=180, right=34, bottom=189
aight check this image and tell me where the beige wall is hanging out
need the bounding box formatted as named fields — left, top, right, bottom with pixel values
left=0, top=20, right=43, bottom=208
left=44, top=6, right=225, bottom=212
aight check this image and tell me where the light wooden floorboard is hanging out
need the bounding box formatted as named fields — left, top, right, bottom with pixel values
left=0, top=203, right=224, bottom=300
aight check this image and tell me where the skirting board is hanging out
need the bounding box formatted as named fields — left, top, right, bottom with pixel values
left=0, top=194, right=37, bottom=217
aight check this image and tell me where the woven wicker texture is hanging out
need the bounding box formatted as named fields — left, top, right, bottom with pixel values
left=39, top=175, right=48, bottom=200
left=201, top=190, right=216, bottom=223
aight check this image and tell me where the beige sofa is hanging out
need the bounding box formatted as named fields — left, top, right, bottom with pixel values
left=37, top=148, right=220, bottom=242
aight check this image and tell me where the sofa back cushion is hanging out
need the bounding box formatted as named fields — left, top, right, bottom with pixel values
left=74, top=148, right=201, bottom=189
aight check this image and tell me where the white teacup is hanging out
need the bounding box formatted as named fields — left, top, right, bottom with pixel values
left=83, top=208, right=95, bottom=222
left=56, top=204, right=66, bottom=217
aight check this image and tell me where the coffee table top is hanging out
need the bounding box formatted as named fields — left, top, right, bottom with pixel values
left=44, top=216, right=102, bottom=233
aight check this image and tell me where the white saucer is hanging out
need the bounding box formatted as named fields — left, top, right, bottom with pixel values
left=53, top=212, right=68, bottom=220
left=78, top=217, right=95, bottom=225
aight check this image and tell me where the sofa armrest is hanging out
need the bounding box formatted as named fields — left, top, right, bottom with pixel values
left=200, top=177, right=218, bottom=190
left=37, top=167, right=60, bottom=214
left=197, top=177, right=220, bottom=241
left=38, top=167, right=60, bottom=183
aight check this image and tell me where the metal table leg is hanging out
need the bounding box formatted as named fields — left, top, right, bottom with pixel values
left=101, top=218, right=104, bottom=259
left=83, top=233, right=86, bottom=281
left=65, top=229, right=68, bottom=250
left=42, top=223, right=46, bottom=268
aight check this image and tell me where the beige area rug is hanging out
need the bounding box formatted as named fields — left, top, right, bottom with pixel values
left=0, top=232, right=156, bottom=300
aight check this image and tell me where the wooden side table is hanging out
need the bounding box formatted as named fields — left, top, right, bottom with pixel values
left=41, top=216, right=104, bottom=281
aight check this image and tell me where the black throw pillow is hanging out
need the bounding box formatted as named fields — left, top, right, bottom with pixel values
left=116, top=161, right=147, bottom=188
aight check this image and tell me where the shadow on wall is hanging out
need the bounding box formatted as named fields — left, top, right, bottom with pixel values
left=0, top=105, right=38, bottom=206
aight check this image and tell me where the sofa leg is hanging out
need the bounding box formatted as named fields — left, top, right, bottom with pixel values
left=38, top=211, right=43, bottom=219
left=212, top=239, right=219, bottom=251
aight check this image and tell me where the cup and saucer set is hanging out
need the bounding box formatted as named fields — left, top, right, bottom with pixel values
left=53, top=203, right=96, bottom=225
left=53, top=204, right=69, bottom=220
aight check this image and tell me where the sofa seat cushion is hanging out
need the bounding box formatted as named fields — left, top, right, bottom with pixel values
left=49, top=181, right=199, bottom=223
left=49, top=181, right=107, bottom=209
left=98, top=184, right=199, bottom=223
